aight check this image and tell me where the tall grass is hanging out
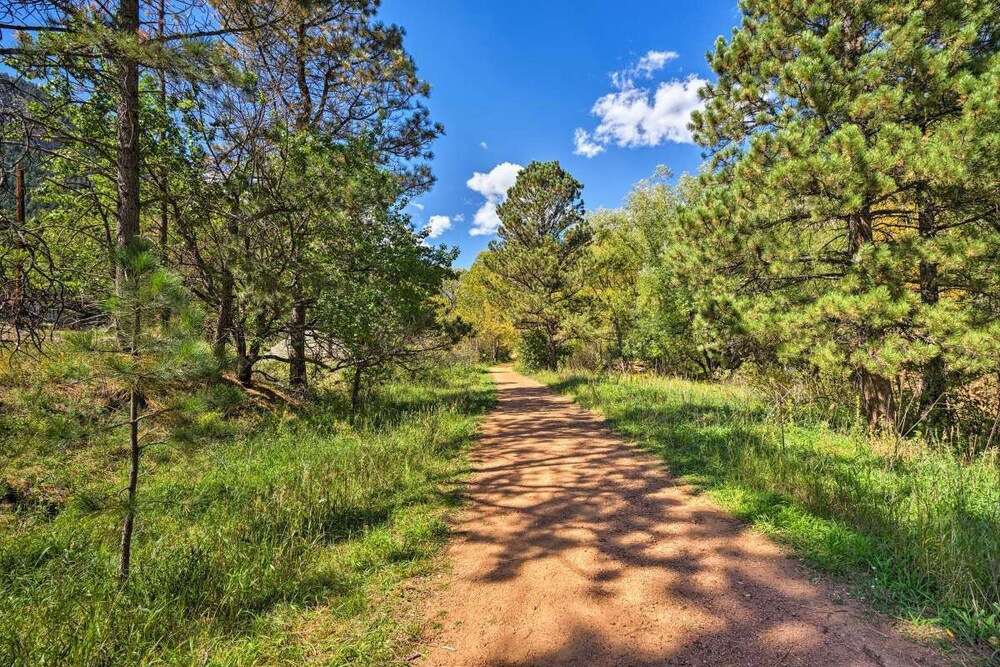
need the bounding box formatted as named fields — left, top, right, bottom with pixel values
left=536, top=371, right=1000, bottom=650
left=0, top=362, right=493, bottom=666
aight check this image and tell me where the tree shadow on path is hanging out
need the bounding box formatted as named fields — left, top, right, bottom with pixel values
left=419, top=369, right=953, bottom=667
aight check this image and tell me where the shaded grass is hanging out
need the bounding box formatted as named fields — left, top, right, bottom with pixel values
left=0, top=360, right=494, bottom=666
left=535, top=371, right=1000, bottom=654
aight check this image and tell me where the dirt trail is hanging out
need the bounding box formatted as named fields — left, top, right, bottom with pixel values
left=417, top=367, right=946, bottom=667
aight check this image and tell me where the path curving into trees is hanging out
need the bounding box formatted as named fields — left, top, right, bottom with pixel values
left=417, top=367, right=946, bottom=667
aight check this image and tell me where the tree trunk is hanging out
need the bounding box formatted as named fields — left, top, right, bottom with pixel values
left=119, top=302, right=142, bottom=584
left=114, top=0, right=141, bottom=304
left=702, top=350, right=716, bottom=379
left=12, top=161, right=25, bottom=316
left=156, top=0, right=170, bottom=326
left=235, top=323, right=254, bottom=387
left=848, top=207, right=895, bottom=429
left=546, top=330, right=558, bottom=371
left=115, top=3, right=143, bottom=584
left=916, top=187, right=947, bottom=426
left=857, top=367, right=895, bottom=430
left=156, top=0, right=168, bottom=256
left=848, top=209, right=874, bottom=251
left=694, top=355, right=709, bottom=379
left=288, top=22, right=311, bottom=390
left=351, top=366, right=364, bottom=411
left=118, top=385, right=140, bottom=583
left=289, top=302, right=307, bottom=388
left=101, top=216, right=117, bottom=286
left=613, top=320, right=625, bottom=365
left=213, top=269, right=234, bottom=360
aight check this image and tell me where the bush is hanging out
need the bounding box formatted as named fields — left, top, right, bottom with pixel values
left=515, top=330, right=560, bottom=372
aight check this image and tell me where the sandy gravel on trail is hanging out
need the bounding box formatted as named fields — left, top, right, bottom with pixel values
left=416, top=367, right=950, bottom=667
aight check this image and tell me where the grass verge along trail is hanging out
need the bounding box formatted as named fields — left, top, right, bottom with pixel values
left=0, top=362, right=493, bottom=666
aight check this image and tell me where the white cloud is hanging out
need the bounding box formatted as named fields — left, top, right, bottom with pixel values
left=636, top=50, right=678, bottom=78
left=610, top=49, right=679, bottom=89
left=574, top=128, right=605, bottom=158
left=467, top=162, right=522, bottom=198
left=410, top=202, right=424, bottom=211
left=466, top=162, right=523, bottom=236
left=479, top=141, right=488, bottom=149
left=453, top=213, right=465, bottom=223
left=471, top=205, right=502, bottom=237
left=425, top=215, right=452, bottom=239
left=575, top=52, right=706, bottom=158
left=595, top=75, right=705, bottom=146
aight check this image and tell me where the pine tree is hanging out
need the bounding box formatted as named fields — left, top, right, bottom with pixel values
left=73, top=241, right=217, bottom=582
left=232, top=0, right=442, bottom=388
left=691, top=0, right=1000, bottom=429
left=484, top=161, right=591, bottom=371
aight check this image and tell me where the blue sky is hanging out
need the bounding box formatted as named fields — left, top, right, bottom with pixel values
left=379, top=0, right=741, bottom=266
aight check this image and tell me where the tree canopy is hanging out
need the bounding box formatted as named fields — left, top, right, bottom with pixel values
left=457, top=0, right=1000, bottom=439
left=482, top=160, right=591, bottom=371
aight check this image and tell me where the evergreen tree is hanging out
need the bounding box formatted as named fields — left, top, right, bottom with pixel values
left=73, top=242, right=218, bottom=582
left=484, top=161, right=591, bottom=371
left=691, top=0, right=1000, bottom=429
left=232, top=0, right=442, bottom=387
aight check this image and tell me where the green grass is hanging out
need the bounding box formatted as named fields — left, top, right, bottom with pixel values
left=535, top=370, right=1000, bottom=654
left=0, top=357, right=494, bottom=666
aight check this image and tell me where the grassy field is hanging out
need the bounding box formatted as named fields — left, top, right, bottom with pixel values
left=535, top=370, right=1000, bottom=653
left=0, top=353, right=493, bottom=666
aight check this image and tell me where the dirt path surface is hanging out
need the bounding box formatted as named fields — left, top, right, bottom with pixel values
left=417, top=367, right=946, bottom=667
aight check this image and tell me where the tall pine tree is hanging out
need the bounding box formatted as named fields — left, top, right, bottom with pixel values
left=484, top=161, right=591, bottom=371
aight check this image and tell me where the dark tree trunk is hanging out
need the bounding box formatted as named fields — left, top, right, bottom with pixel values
left=157, top=0, right=168, bottom=255
left=289, top=301, right=307, bottom=387
left=351, top=366, right=364, bottom=410
left=546, top=330, right=558, bottom=371
left=213, top=269, right=234, bottom=360
left=613, top=320, right=625, bottom=366
left=847, top=208, right=895, bottom=429
left=694, top=355, right=709, bottom=379
left=101, top=216, right=116, bottom=285
left=702, top=350, right=717, bottom=378
left=848, top=209, right=874, bottom=250
left=857, top=367, right=896, bottom=431
left=916, top=187, right=947, bottom=426
left=12, top=161, right=25, bottom=314
left=235, top=323, right=254, bottom=387
left=156, top=0, right=170, bottom=326
left=115, top=0, right=142, bottom=585
left=118, top=385, right=140, bottom=583
left=288, top=23, right=311, bottom=390
left=119, top=302, right=142, bottom=583
left=114, top=0, right=141, bottom=302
